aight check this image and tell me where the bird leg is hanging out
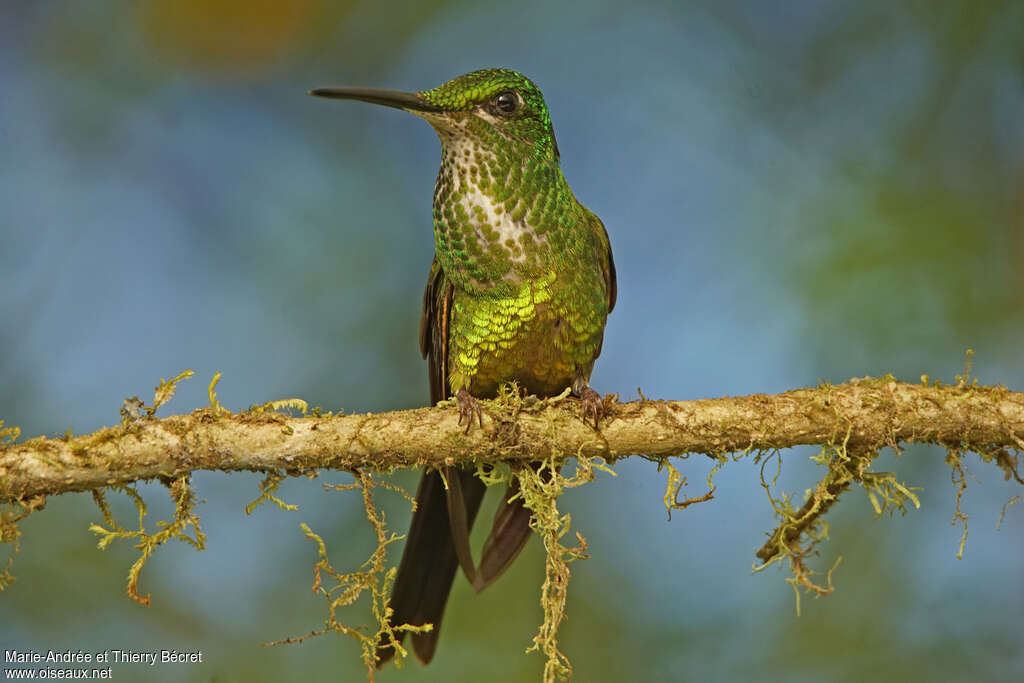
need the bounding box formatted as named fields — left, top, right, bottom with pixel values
left=572, top=376, right=604, bottom=428
left=455, top=387, right=484, bottom=433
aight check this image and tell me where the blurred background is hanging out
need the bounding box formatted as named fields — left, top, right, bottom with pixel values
left=2, top=0, right=1022, bottom=680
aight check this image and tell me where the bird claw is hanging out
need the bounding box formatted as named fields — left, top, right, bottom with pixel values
left=456, top=388, right=484, bottom=434
left=580, top=387, right=604, bottom=429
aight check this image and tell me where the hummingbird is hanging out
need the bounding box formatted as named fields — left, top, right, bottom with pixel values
left=310, top=68, right=616, bottom=666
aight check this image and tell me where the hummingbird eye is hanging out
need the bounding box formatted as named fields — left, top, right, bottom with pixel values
left=491, top=90, right=521, bottom=116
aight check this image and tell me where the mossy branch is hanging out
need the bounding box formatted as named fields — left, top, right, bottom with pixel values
left=2, top=376, right=1022, bottom=504
left=2, top=372, right=1022, bottom=681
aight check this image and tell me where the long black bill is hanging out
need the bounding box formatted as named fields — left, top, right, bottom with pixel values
left=308, top=87, right=443, bottom=113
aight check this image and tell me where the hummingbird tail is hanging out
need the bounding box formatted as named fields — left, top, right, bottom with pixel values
left=474, top=463, right=551, bottom=592
left=376, top=467, right=485, bottom=667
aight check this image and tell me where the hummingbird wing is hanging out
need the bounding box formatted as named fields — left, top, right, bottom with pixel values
left=420, top=257, right=484, bottom=585
left=594, top=211, right=617, bottom=315
left=419, top=257, right=451, bottom=405
left=377, top=258, right=486, bottom=667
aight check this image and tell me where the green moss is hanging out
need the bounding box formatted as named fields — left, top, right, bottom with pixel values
left=0, top=421, right=21, bottom=446
left=245, top=471, right=299, bottom=514
left=149, top=369, right=195, bottom=416
left=659, top=453, right=724, bottom=519
left=264, top=470, right=416, bottom=677
left=206, top=372, right=226, bottom=416
left=89, top=476, right=205, bottom=605
left=0, top=497, right=45, bottom=591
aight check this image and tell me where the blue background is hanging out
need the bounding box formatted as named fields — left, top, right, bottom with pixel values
left=2, top=1, right=1022, bottom=681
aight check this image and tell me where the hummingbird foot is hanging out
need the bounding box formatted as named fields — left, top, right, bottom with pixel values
left=455, top=388, right=484, bottom=433
left=579, top=386, right=604, bottom=428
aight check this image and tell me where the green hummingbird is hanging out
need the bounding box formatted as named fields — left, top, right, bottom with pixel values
left=310, top=68, right=616, bottom=666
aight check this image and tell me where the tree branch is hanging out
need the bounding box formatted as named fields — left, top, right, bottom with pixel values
left=3, top=375, right=1022, bottom=680
left=2, top=377, right=1022, bottom=503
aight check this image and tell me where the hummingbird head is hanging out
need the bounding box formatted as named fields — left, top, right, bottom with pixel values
left=311, top=68, right=559, bottom=161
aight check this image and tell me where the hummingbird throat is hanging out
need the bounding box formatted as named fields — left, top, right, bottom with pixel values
left=429, top=117, right=563, bottom=291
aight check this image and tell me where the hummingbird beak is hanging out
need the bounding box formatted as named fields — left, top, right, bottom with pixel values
left=308, top=87, right=443, bottom=114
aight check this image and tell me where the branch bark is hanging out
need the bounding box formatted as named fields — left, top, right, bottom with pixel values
left=2, top=377, right=1023, bottom=503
